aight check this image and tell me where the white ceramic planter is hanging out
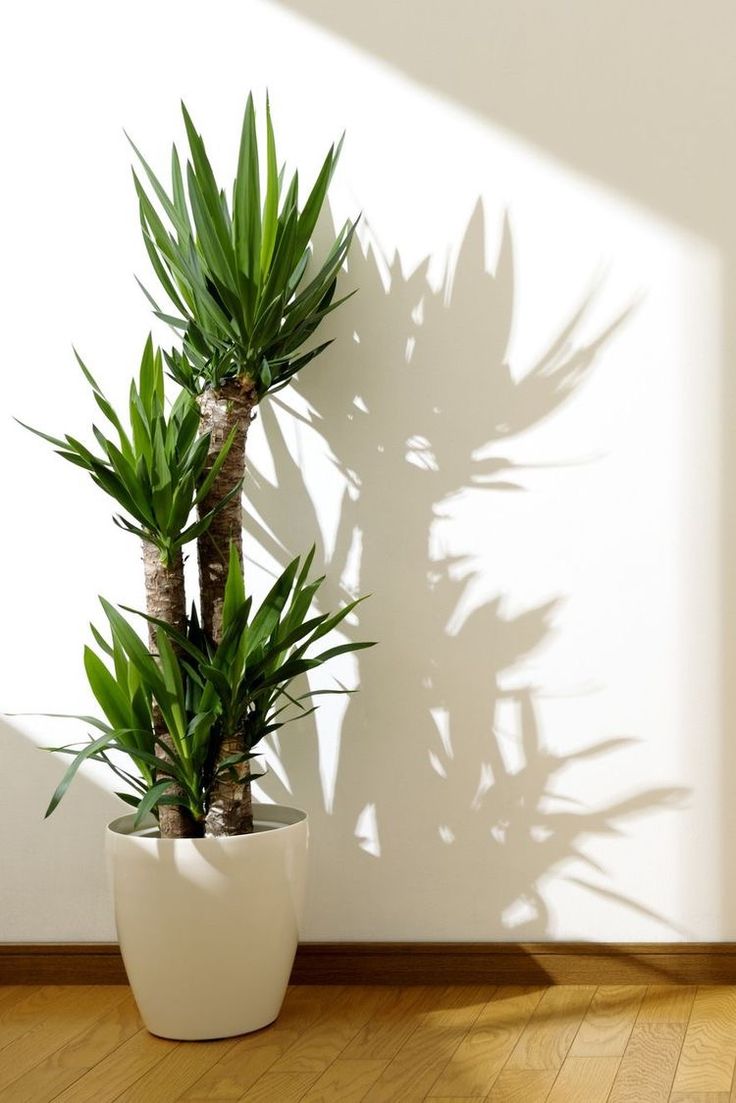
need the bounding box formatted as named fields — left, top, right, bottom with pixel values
left=106, top=803, right=308, bottom=1040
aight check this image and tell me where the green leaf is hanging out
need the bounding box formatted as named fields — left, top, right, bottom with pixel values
left=83, top=647, right=133, bottom=731
left=233, top=93, right=261, bottom=282
left=89, top=624, right=114, bottom=658
left=126, top=130, right=192, bottom=241
left=100, top=600, right=167, bottom=703
left=15, top=419, right=68, bottom=451
left=138, top=334, right=157, bottom=414
left=304, top=595, right=368, bottom=645
left=120, top=605, right=207, bottom=667
left=260, top=94, right=278, bottom=275
left=76, top=350, right=134, bottom=455
left=246, top=556, right=299, bottom=653
left=140, top=230, right=190, bottom=319
left=295, top=136, right=343, bottom=256
left=314, top=640, right=376, bottom=662
left=200, top=663, right=233, bottom=701
left=181, top=105, right=238, bottom=280
left=222, top=542, right=245, bottom=636
left=178, top=480, right=242, bottom=546
left=187, top=164, right=239, bottom=291
left=133, top=779, right=179, bottom=829
left=155, top=628, right=187, bottom=743
left=170, top=144, right=191, bottom=240
left=45, top=732, right=115, bottom=817
left=194, top=425, right=237, bottom=503
left=115, top=791, right=142, bottom=810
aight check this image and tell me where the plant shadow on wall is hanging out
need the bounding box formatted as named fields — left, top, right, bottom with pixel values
left=246, top=201, right=688, bottom=938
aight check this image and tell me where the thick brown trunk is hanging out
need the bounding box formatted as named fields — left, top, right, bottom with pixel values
left=197, top=379, right=258, bottom=837
left=142, top=541, right=201, bottom=839
left=196, top=379, right=256, bottom=640
left=203, top=732, right=254, bottom=836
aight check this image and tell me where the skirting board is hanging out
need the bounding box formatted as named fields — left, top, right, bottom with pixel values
left=3, top=943, right=736, bottom=986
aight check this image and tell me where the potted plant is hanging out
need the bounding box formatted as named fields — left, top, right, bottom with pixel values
left=20, top=98, right=371, bottom=1040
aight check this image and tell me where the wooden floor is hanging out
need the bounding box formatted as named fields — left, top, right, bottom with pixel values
left=0, top=984, right=735, bottom=1101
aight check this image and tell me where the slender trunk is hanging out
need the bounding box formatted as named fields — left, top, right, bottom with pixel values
left=142, top=541, right=201, bottom=838
left=197, top=378, right=258, bottom=837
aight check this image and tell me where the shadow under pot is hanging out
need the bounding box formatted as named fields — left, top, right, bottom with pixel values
left=106, top=803, right=308, bottom=1041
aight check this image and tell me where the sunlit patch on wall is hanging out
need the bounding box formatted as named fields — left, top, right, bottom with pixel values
left=430, top=706, right=453, bottom=758
left=502, top=896, right=541, bottom=931
left=428, top=750, right=447, bottom=778
left=355, top=802, right=381, bottom=857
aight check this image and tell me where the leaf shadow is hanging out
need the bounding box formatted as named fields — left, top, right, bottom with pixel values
left=245, top=200, right=688, bottom=938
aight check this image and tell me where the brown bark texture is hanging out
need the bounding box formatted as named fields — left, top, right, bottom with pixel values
left=197, top=379, right=258, bottom=837
left=142, top=541, right=201, bottom=838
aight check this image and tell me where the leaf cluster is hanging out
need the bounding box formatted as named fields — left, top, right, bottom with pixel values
left=131, top=95, right=356, bottom=396
left=19, top=337, right=237, bottom=566
left=45, top=546, right=373, bottom=826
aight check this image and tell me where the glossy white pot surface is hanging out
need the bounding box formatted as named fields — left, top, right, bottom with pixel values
left=106, top=804, right=308, bottom=1040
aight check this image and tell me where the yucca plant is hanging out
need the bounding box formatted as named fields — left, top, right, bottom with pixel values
left=20, top=336, right=238, bottom=628
left=130, top=96, right=355, bottom=638
left=131, top=97, right=354, bottom=399
left=19, top=97, right=364, bottom=838
left=21, top=336, right=243, bottom=835
left=128, top=96, right=358, bottom=831
left=45, top=548, right=371, bottom=834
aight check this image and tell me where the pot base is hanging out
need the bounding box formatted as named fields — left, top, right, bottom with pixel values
left=106, top=803, right=308, bottom=1040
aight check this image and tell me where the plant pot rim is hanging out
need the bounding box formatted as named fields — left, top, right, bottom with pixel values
left=107, top=802, right=307, bottom=843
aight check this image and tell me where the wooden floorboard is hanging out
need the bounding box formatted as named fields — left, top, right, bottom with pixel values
left=670, top=986, right=736, bottom=1095
left=568, top=984, right=644, bottom=1057
left=504, top=984, right=596, bottom=1070
left=546, top=1055, right=621, bottom=1102
left=2, top=992, right=141, bottom=1103
left=3, top=983, right=736, bottom=1100
left=609, top=1023, right=687, bottom=1103
left=361, top=986, right=494, bottom=1102
left=179, top=986, right=335, bottom=1101
left=0, top=987, right=126, bottom=1095
left=428, top=986, right=544, bottom=1097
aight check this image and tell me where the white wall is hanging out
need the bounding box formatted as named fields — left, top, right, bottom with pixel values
left=1, top=0, right=733, bottom=941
